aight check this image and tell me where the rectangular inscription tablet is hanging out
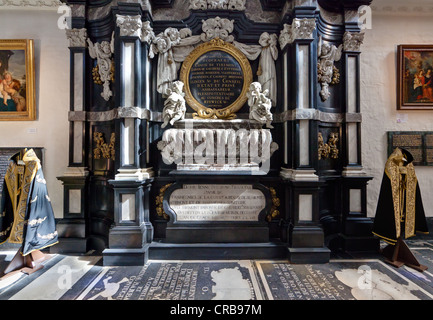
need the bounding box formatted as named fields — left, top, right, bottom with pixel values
left=169, top=184, right=266, bottom=222
left=387, top=131, right=433, bottom=166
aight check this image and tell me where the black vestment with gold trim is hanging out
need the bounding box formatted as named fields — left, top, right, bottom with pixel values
left=0, top=149, right=58, bottom=255
left=372, top=148, right=428, bottom=244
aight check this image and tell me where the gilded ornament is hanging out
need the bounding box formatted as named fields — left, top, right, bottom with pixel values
left=179, top=38, right=253, bottom=120
left=266, top=187, right=280, bottom=222
left=318, top=132, right=339, bottom=160
left=93, top=131, right=115, bottom=160
left=155, top=183, right=172, bottom=220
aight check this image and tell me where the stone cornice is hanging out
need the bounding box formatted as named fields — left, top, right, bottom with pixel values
left=0, top=0, right=62, bottom=8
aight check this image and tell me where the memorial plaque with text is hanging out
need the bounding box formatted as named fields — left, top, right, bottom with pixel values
left=169, top=184, right=266, bottom=222
left=180, top=38, right=252, bottom=119
left=387, top=131, right=433, bottom=166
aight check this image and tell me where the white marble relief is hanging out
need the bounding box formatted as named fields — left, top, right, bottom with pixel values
left=161, top=81, right=186, bottom=128
left=87, top=33, right=115, bottom=101
left=317, top=35, right=342, bottom=101
left=201, top=17, right=234, bottom=42
left=247, top=82, right=274, bottom=129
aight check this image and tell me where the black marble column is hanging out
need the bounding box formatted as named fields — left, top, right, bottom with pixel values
left=54, top=14, right=89, bottom=254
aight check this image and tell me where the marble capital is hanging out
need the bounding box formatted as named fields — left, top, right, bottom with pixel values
left=66, top=28, right=87, bottom=48
left=343, top=31, right=365, bottom=52
left=116, top=14, right=142, bottom=38
left=279, top=18, right=316, bottom=49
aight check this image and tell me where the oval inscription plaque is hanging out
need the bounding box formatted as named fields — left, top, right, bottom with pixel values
left=189, top=50, right=244, bottom=110
left=180, top=38, right=253, bottom=119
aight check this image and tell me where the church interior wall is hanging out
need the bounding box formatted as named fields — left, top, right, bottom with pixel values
left=362, top=8, right=433, bottom=218
left=0, top=8, right=70, bottom=218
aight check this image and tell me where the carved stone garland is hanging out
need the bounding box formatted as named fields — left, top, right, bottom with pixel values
left=87, top=33, right=115, bottom=101
left=189, top=0, right=246, bottom=11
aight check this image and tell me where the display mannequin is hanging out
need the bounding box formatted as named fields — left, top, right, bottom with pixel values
left=372, top=147, right=429, bottom=271
left=0, top=149, right=58, bottom=278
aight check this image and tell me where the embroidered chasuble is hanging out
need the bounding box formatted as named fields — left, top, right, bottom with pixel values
left=0, top=149, right=58, bottom=255
left=372, top=147, right=429, bottom=245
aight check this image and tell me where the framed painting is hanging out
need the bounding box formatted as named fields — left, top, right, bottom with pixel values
left=397, top=45, right=433, bottom=110
left=0, top=39, right=35, bottom=120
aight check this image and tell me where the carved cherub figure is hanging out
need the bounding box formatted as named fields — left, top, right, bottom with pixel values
left=247, top=82, right=273, bottom=129
left=161, top=80, right=186, bottom=128
left=317, top=35, right=343, bottom=101
left=87, top=32, right=115, bottom=101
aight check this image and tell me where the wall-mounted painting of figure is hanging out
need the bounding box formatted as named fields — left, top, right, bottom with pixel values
left=0, top=39, right=35, bottom=120
left=398, top=45, right=433, bottom=110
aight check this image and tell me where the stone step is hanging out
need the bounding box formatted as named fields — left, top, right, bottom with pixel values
left=149, top=241, right=288, bottom=260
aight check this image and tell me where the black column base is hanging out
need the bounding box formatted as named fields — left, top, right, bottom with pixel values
left=50, top=219, right=87, bottom=254
left=103, top=245, right=150, bottom=266
left=339, top=233, right=380, bottom=253
left=288, top=247, right=331, bottom=264
left=289, top=226, right=330, bottom=263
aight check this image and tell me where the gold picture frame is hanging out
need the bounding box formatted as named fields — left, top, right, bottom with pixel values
left=397, top=44, right=433, bottom=110
left=0, top=39, right=35, bottom=121
left=179, top=38, right=252, bottom=119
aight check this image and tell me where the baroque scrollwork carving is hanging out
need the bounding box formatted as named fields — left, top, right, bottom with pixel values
left=317, top=36, right=343, bottom=101
left=87, top=33, right=115, bottom=101
left=201, top=17, right=234, bottom=43
left=318, top=132, right=339, bottom=160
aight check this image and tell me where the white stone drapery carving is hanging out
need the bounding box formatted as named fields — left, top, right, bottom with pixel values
left=157, top=127, right=277, bottom=167
left=317, top=35, right=342, bottom=101
left=257, top=32, right=278, bottom=106
left=87, top=33, right=115, bottom=101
